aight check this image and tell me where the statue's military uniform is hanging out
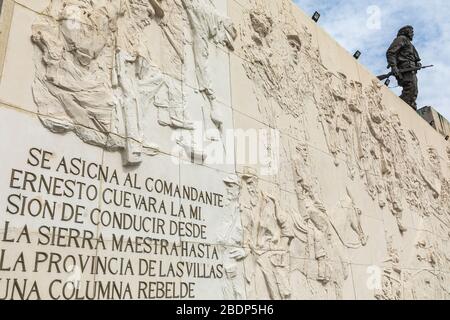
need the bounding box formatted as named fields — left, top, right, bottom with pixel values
left=386, top=27, right=421, bottom=110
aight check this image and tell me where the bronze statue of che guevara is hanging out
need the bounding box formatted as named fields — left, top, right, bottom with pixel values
left=386, top=25, right=422, bottom=110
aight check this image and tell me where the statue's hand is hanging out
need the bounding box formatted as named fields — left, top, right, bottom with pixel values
left=135, top=56, right=150, bottom=80
left=392, top=66, right=403, bottom=80
left=417, top=62, right=422, bottom=68
left=148, top=6, right=155, bottom=18
left=229, top=248, right=247, bottom=261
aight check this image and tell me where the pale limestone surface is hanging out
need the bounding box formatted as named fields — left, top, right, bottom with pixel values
left=0, top=0, right=449, bottom=300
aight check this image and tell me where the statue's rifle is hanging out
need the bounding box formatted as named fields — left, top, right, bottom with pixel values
left=148, top=0, right=185, bottom=63
left=377, top=65, right=434, bottom=81
left=159, top=22, right=185, bottom=63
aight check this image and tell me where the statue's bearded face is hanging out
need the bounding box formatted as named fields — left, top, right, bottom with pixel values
left=400, top=27, right=414, bottom=41
left=245, top=178, right=259, bottom=206
left=288, top=38, right=301, bottom=66
left=398, top=26, right=414, bottom=41
left=226, top=185, right=240, bottom=203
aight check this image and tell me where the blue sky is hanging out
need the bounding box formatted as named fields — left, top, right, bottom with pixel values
left=294, top=0, right=450, bottom=120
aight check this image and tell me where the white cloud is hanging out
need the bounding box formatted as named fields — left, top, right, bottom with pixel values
left=294, top=0, right=450, bottom=121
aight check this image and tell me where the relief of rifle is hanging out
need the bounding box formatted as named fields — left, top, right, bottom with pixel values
left=377, top=65, right=434, bottom=81
left=149, top=0, right=185, bottom=63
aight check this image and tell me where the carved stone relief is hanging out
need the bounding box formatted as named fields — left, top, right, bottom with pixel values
left=221, top=175, right=246, bottom=300
left=31, top=0, right=237, bottom=165
left=447, top=146, right=450, bottom=169
left=403, top=230, right=450, bottom=299
left=182, top=0, right=236, bottom=131
left=332, top=188, right=368, bottom=248
left=0, top=0, right=14, bottom=80
left=234, top=0, right=450, bottom=300
left=314, top=69, right=449, bottom=235
left=237, top=167, right=293, bottom=300
left=289, top=142, right=354, bottom=300
left=375, top=237, right=402, bottom=300
left=239, top=0, right=318, bottom=127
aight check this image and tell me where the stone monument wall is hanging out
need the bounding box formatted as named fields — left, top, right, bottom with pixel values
left=0, top=0, right=449, bottom=300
